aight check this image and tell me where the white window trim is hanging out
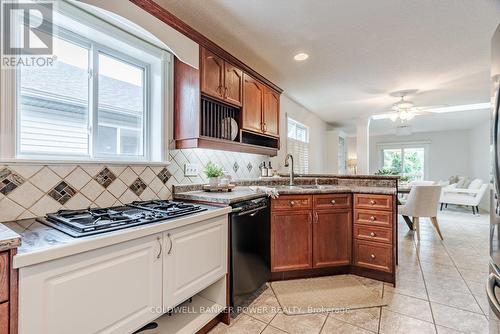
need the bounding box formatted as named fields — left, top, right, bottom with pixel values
left=286, top=116, right=310, bottom=174
left=0, top=0, right=173, bottom=165
left=377, top=141, right=430, bottom=180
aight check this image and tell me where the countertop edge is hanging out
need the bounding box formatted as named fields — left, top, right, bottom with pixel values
left=0, top=223, right=22, bottom=252
left=11, top=206, right=231, bottom=269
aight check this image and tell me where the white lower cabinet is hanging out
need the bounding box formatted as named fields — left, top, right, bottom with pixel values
left=163, top=216, right=228, bottom=310
left=19, top=234, right=163, bottom=334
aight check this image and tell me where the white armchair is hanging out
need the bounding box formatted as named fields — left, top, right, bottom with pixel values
left=440, top=178, right=488, bottom=215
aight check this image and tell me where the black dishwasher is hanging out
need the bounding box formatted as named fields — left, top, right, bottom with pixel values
left=230, top=197, right=270, bottom=309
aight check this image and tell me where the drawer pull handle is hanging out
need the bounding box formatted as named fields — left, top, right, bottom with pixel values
left=370, top=216, right=376, bottom=221
left=331, top=200, right=336, bottom=205
left=370, top=232, right=376, bottom=237
left=370, top=200, right=376, bottom=205
left=370, top=254, right=376, bottom=259
left=290, top=201, right=296, bottom=206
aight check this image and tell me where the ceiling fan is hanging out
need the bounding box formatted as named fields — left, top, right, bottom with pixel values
left=372, top=89, right=490, bottom=122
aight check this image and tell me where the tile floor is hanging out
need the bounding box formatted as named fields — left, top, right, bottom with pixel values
left=210, top=206, right=491, bottom=334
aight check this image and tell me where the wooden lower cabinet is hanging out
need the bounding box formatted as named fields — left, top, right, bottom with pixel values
left=271, top=193, right=396, bottom=283
left=313, top=209, right=351, bottom=268
left=271, top=211, right=312, bottom=272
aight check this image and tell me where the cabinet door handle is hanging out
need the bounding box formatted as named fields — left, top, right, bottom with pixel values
left=290, top=201, right=296, bottom=206
left=167, top=233, right=173, bottom=255
left=331, top=200, right=336, bottom=205
left=314, top=212, right=319, bottom=223
left=370, top=254, right=376, bottom=259
left=308, top=213, right=312, bottom=224
left=370, top=232, right=376, bottom=237
left=156, top=236, right=162, bottom=259
left=370, top=216, right=376, bottom=221
left=370, top=200, right=376, bottom=205
left=224, top=86, right=228, bottom=96
left=263, top=123, right=267, bottom=132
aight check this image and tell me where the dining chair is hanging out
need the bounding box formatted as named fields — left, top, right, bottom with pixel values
left=398, top=185, right=443, bottom=241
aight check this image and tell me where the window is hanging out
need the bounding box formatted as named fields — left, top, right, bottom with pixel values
left=287, top=118, right=309, bottom=174
left=7, top=2, right=170, bottom=162
left=379, top=143, right=427, bottom=181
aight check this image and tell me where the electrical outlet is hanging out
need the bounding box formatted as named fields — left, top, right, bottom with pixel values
left=184, top=163, right=199, bottom=177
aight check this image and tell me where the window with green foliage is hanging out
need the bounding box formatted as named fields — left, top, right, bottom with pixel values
left=379, top=145, right=426, bottom=181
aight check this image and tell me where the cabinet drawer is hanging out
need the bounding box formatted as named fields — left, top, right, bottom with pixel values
left=313, top=194, right=351, bottom=210
left=272, top=195, right=312, bottom=211
left=354, top=194, right=393, bottom=211
left=354, top=209, right=392, bottom=227
left=354, top=225, right=392, bottom=244
left=0, top=252, right=8, bottom=304
left=354, top=240, right=393, bottom=273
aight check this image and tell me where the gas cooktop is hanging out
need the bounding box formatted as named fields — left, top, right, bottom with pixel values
left=37, top=200, right=207, bottom=238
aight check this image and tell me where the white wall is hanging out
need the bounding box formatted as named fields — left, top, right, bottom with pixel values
left=369, top=129, right=472, bottom=181
left=470, top=121, right=491, bottom=210
left=369, top=124, right=491, bottom=210
left=271, top=95, right=329, bottom=174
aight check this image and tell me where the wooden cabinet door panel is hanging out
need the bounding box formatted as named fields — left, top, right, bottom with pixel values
left=0, top=252, right=8, bottom=304
left=0, top=302, right=8, bottom=334
left=313, top=210, right=351, bottom=267
left=243, top=74, right=264, bottom=133
left=201, top=48, right=224, bottom=99
left=224, top=63, right=243, bottom=106
left=263, top=88, right=279, bottom=137
left=271, top=211, right=312, bottom=272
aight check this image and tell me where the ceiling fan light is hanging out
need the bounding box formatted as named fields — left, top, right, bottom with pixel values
left=397, top=101, right=415, bottom=109
left=399, top=110, right=408, bottom=120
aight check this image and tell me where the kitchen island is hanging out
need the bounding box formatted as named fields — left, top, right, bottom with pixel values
left=174, top=175, right=399, bottom=285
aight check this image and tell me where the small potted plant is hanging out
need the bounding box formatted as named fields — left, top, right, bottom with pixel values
left=204, top=162, right=224, bottom=186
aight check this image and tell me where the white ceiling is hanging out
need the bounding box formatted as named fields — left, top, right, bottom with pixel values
left=156, top=0, right=500, bottom=132
left=369, top=108, right=491, bottom=136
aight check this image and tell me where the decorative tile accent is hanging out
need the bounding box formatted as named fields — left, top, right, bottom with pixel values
left=129, top=178, right=147, bottom=196
left=0, top=148, right=267, bottom=222
left=94, top=167, right=117, bottom=188
left=0, top=168, right=25, bottom=195
left=157, top=167, right=171, bottom=184
left=48, top=181, right=77, bottom=205
left=233, top=161, right=240, bottom=173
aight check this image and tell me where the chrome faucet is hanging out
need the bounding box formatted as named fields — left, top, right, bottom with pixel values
left=284, top=154, right=295, bottom=186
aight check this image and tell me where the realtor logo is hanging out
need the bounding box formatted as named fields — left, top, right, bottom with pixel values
left=2, top=1, right=53, bottom=55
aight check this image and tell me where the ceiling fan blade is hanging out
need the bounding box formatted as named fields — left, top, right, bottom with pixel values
left=372, top=113, right=396, bottom=120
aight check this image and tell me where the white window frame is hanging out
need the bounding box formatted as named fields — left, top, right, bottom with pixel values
left=287, top=117, right=310, bottom=174
left=0, top=0, right=172, bottom=165
left=377, top=141, right=430, bottom=180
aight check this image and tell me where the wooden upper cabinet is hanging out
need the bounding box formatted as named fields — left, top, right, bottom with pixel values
left=313, top=209, right=351, bottom=268
left=243, top=73, right=265, bottom=133
left=263, top=88, right=279, bottom=137
left=201, top=48, right=224, bottom=100
left=224, top=63, right=243, bottom=106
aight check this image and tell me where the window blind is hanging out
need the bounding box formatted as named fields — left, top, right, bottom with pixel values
left=287, top=137, right=309, bottom=174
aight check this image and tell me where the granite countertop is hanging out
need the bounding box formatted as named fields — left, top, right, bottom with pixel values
left=174, top=185, right=397, bottom=205
left=0, top=223, right=21, bottom=252
left=3, top=205, right=231, bottom=269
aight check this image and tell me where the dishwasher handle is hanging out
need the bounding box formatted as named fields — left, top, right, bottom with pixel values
left=488, top=273, right=500, bottom=319
left=235, top=206, right=268, bottom=217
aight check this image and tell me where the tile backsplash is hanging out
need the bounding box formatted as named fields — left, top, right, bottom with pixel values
left=0, top=148, right=267, bottom=223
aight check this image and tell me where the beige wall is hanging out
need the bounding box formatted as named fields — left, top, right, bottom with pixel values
left=271, top=95, right=329, bottom=174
